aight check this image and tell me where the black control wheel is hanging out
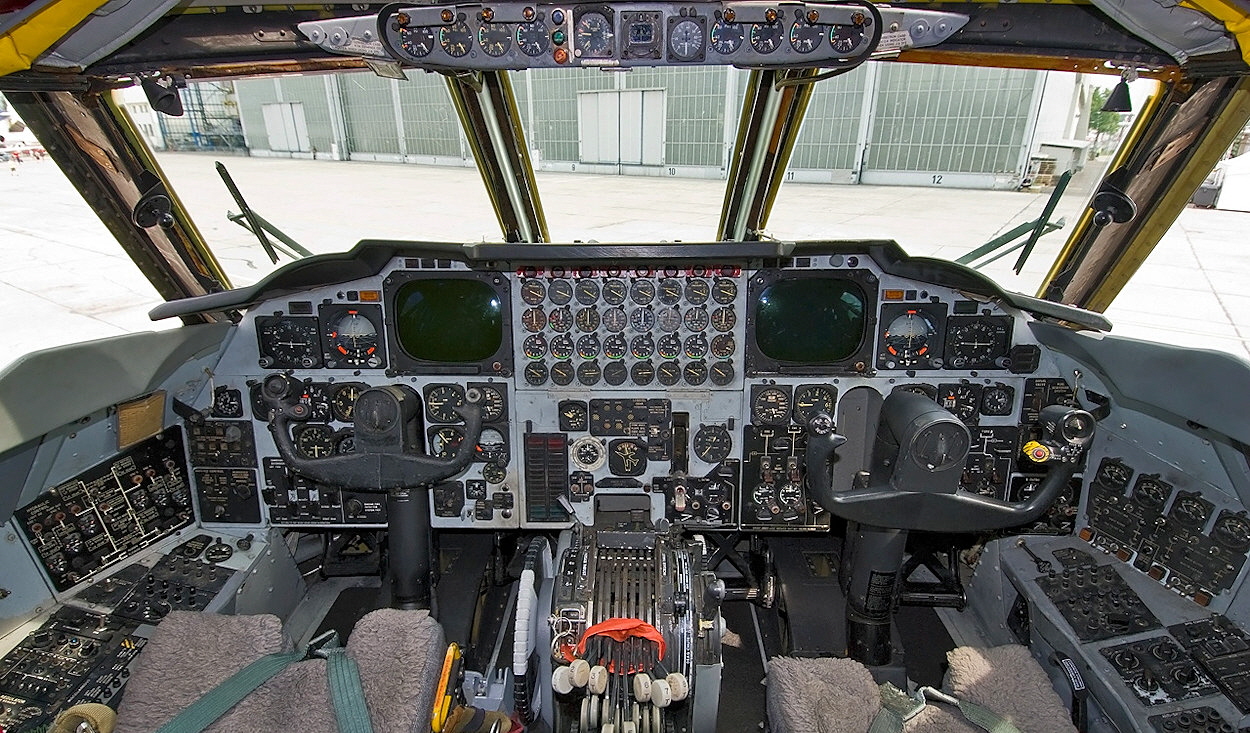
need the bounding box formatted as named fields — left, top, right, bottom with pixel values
left=804, top=390, right=1094, bottom=532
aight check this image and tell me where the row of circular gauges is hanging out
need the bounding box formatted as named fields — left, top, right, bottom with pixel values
left=389, top=9, right=868, bottom=64
left=522, top=305, right=736, bottom=337
left=523, top=330, right=735, bottom=362
left=567, top=423, right=732, bottom=473
left=523, top=357, right=736, bottom=387
left=256, top=308, right=385, bottom=371
left=231, top=380, right=509, bottom=427
left=520, top=276, right=739, bottom=308
left=1094, top=458, right=1250, bottom=548
left=289, top=422, right=509, bottom=478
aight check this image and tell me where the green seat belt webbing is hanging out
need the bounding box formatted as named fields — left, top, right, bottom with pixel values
left=153, top=630, right=375, bottom=733
left=869, top=684, right=1023, bottom=733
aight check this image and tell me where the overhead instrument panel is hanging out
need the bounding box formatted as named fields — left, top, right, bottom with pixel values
left=297, top=3, right=969, bottom=71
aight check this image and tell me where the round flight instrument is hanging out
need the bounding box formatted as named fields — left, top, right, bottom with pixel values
left=550, top=334, right=574, bottom=360
left=258, top=317, right=320, bottom=369
left=577, top=334, right=600, bottom=360
left=478, top=22, right=512, bottom=56
left=1098, top=460, right=1133, bottom=489
left=752, top=387, right=791, bottom=425
left=684, top=333, right=709, bottom=359
left=709, top=360, right=735, bottom=386
left=524, top=361, right=548, bottom=385
left=668, top=18, right=705, bottom=61
left=399, top=26, right=436, bottom=57
left=520, top=278, right=546, bottom=305
left=577, top=360, right=602, bottom=386
left=749, top=21, right=783, bottom=54
left=1171, top=495, right=1210, bottom=527
left=712, top=277, right=737, bottom=304
left=430, top=426, right=465, bottom=459
left=882, top=310, right=938, bottom=367
left=659, top=278, right=683, bottom=305
left=937, top=383, right=980, bottom=424
left=778, top=483, right=803, bottom=508
left=522, top=334, right=547, bottom=360
left=793, top=385, right=837, bottom=425
left=979, top=384, right=1015, bottom=416
left=575, top=279, right=600, bottom=305
left=711, top=307, right=736, bottom=332
left=631, top=334, right=655, bottom=359
left=474, top=385, right=506, bottom=422
left=551, top=361, right=576, bottom=386
left=330, top=383, right=365, bottom=422
left=602, top=279, right=627, bottom=305
left=685, top=279, right=710, bottom=305
left=709, top=20, right=743, bottom=54
left=325, top=310, right=381, bottom=368
left=602, top=306, right=627, bottom=333
left=516, top=20, right=550, bottom=56
left=571, top=436, right=607, bottom=471
left=335, top=432, right=355, bottom=454
left=683, top=307, right=709, bottom=332
left=789, top=21, right=823, bottom=53
left=830, top=24, right=865, bottom=55
left=630, top=279, right=656, bottom=305
left=299, top=383, right=332, bottom=421
left=710, top=334, right=735, bottom=359
left=658, top=334, right=682, bottom=360
left=548, top=279, right=573, bottom=305
left=548, top=306, right=573, bottom=332
left=1133, top=477, right=1170, bottom=510
left=630, top=306, right=656, bottom=331
left=475, top=427, right=507, bottom=462
left=1214, top=514, right=1250, bottom=551
left=575, top=11, right=614, bottom=57
left=631, top=360, right=656, bottom=385
left=576, top=307, right=600, bottom=332
left=657, top=307, right=682, bottom=333
left=213, top=387, right=244, bottom=418
left=603, top=333, right=627, bottom=360
left=295, top=424, right=336, bottom=459
left=684, top=360, right=708, bottom=386
left=439, top=19, right=473, bottom=57
left=482, top=463, right=507, bottom=484
left=657, top=360, right=682, bottom=386
left=522, top=307, right=547, bottom=332
left=604, top=361, right=628, bottom=385
left=946, top=318, right=1010, bottom=369
left=693, top=425, right=732, bottom=463
left=425, top=384, right=465, bottom=422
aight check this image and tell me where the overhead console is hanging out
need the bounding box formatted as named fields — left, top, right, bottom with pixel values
left=297, top=2, right=968, bottom=71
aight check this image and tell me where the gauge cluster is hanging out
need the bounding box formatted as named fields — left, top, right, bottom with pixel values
left=188, top=246, right=1074, bottom=534
left=300, top=3, right=967, bottom=71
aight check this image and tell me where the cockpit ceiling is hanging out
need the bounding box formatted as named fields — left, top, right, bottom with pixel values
left=1, top=0, right=1244, bottom=85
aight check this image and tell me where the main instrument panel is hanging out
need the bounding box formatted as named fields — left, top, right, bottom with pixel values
left=297, top=2, right=967, bottom=71
left=165, top=243, right=1080, bottom=538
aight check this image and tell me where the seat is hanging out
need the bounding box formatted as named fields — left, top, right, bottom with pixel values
left=115, top=608, right=446, bottom=733
left=766, top=645, right=1076, bottom=733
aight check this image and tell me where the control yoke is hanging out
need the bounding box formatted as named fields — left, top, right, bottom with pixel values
left=261, top=374, right=483, bottom=491
left=804, top=390, right=1094, bottom=533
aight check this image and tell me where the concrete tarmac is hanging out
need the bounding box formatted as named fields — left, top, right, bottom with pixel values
left=2, top=151, right=1247, bottom=371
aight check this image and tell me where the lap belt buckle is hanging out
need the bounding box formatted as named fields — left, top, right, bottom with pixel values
left=305, top=629, right=343, bottom=659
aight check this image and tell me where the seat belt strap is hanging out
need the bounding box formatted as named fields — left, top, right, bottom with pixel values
left=152, top=649, right=306, bottom=733
left=318, top=645, right=376, bottom=733
left=871, top=684, right=1023, bottom=733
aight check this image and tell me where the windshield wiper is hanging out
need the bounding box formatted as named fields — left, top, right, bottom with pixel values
left=215, top=161, right=314, bottom=263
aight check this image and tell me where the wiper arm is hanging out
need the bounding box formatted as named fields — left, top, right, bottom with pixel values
left=216, top=160, right=279, bottom=264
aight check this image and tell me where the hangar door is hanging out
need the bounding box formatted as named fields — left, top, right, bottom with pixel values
left=578, top=89, right=665, bottom=165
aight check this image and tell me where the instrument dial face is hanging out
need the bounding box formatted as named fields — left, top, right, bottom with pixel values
left=522, top=334, right=547, bottom=360
left=693, top=425, right=732, bottom=463
left=325, top=309, right=382, bottom=368
left=883, top=310, right=938, bottom=367
left=1098, top=459, right=1133, bottom=489
left=575, top=279, right=600, bottom=305
left=516, top=20, right=550, bottom=56
left=478, top=22, right=512, bottom=56
left=945, top=318, right=1011, bottom=370
left=560, top=400, right=588, bottom=431
left=657, top=360, right=682, bottom=386
left=572, top=436, right=607, bottom=470
left=602, top=279, right=627, bottom=305
left=258, top=316, right=321, bottom=369
left=778, top=483, right=804, bottom=508
left=709, top=20, right=743, bottom=54
left=684, top=360, right=708, bottom=386
left=683, top=307, right=710, bottom=332
left=712, top=277, right=737, bottom=304
left=710, top=360, right=735, bottom=386
left=630, top=334, right=655, bottom=359
left=710, top=333, right=735, bottom=359
left=576, top=334, right=600, bottom=359
left=522, top=307, right=547, bottom=332
left=630, top=306, right=656, bottom=331
left=1171, top=495, right=1210, bottom=526
left=979, top=384, right=1015, bottom=416
left=551, top=361, right=576, bottom=386
left=658, top=278, right=683, bottom=305
left=789, top=21, right=824, bottom=53
left=548, top=279, right=573, bottom=304
left=752, top=484, right=775, bottom=505
left=577, top=360, right=602, bottom=385
left=1133, top=477, right=1171, bottom=510
left=475, top=385, right=506, bottom=421
left=658, top=334, right=682, bottom=360
left=749, top=21, right=783, bottom=54
left=711, top=307, right=736, bottom=332
left=482, top=463, right=507, bottom=484
left=475, top=427, right=508, bottom=462
left=299, top=383, right=332, bottom=421
left=439, top=19, right=473, bottom=57
left=631, top=360, right=655, bottom=385
left=548, top=306, right=572, bottom=332
left=630, top=279, right=656, bottom=305
left=1215, top=514, right=1250, bottom=551
left=793, top=385, right=837, bottom=426
left=576, top=306, right=600, bottom=332
left=520, top=278, right=546, bottom=305
left=604, top=361, right=628, bottom=385
left=657, top=307, right=682, bottom=333
left=603, top=333, right=628, bottom=360
left=330, top=383, right=365, bottom=422
left=425, top=384, right=465, bottom=422
left=575, top=11, right=614, bottom=57
left=400, top=26, right=436, bottom=57
left=668, top=18, right=705, bottom=61
left=524, top=361, right=549, bottom=385
left=752, top=387, right=791, bottom=425
left=830, top=24, right=865, bottom=55
left=602, top=306, right=627, bottom=333
left=336, top=432, right=355, bottom=454
left=295, top=424, right=336, bottom=459
left=684, top=333, right=708, bottom=359
left=937, top=383, right=981, bottom=424
left=212, top=386, right=244, bottom=418
left=430, top=426, right=465, bottom=459
left=685, top=279, right=710, bottom=305
left=550, top=334, right=574, bottom=360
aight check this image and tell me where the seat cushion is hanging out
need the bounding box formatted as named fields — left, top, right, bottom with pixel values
left=115, top=608, right=445, bottom=733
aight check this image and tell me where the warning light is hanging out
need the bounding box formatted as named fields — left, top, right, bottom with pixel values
left=440, top=9, right=454, bottom=22
left=359, top=290, right=381, bottom=302
left=883, top=289, right=905, bottom=301
left=554, top=47, right=569, bottom=63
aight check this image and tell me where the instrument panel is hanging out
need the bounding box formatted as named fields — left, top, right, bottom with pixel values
left=184, top=244, right=1076, bottom=535
left=297, top=2, right=968, bottom=71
